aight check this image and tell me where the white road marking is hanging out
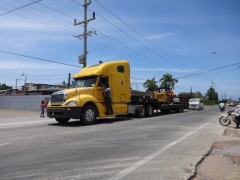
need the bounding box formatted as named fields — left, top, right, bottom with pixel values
left=108, top=122, right=210, bottom=180
left=0, top=120, right=53, bottom=129
left=0, top=143, right=10, bottom=146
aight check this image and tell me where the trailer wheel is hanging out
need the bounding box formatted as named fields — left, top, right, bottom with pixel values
left=145, top=105, right=154, bottom=117
left=135, top=105, right=145, bottom=118
left=80, top=105, right=97, bottom=125
left=176, top=106, right=181, bottom=113
left=181, top=106, right=184, bottom=112
left=55, top=118, right=70, bottom=123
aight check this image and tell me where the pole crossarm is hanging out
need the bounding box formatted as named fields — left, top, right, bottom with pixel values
left=74, top=17, right=95, bottom=26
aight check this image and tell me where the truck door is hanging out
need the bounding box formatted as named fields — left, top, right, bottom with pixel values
left=96, top=76, right=108, bottom=102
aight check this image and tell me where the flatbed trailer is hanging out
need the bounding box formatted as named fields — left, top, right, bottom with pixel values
left=127, top=92, right=187, bottom=118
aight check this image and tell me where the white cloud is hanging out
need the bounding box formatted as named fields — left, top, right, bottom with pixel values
left=146, top=33, right=178, bottom=40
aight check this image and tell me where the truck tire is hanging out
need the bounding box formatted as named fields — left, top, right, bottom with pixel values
left=145, top=105, right=154, bottom=117
left=80, top=105, right=97, bottom=125
left=181, top=106, right=184, bottom=112
left=176, top=106, right=181, bottom=113
left=55, top=118, right=70, bottom=123
left=135, top=105, right=145, bottom=118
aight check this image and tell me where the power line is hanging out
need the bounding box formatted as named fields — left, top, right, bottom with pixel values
left=10, top=0, right=207, bottom=86
left=93, top=0, right=188, bottom=69
left=0, top=70, right=69, bottom=76
left=84, top=1, right=211, bottom=85
left=88, top=0, right=207, bottom=80
left=0, top=0, right=40, bottom=16
left=0, top=0, right=228, bottom=91
left=176, top=62, right=240, bottom=79
left=0, top=51, right=81, bottom=68
left=2, top=1, right=153, bottom=70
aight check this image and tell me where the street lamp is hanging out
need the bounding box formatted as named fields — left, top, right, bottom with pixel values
left=21, top=72, right=27, bottom=94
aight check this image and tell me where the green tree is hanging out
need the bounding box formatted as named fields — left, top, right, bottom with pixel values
left=159, top=73, right=178, bottom=89
left=143, top=78, right=158, bottom=92
left=0, top=83, right=11, bottom=90
left=179, top=91, right=203, bottom=99
left=62, top=81, right=66, bottom=87
left=205, top=87, right=218, bottom=105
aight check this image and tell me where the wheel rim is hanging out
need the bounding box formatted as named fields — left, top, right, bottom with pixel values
left=140, top=106, right=145, bottom=116
left=219, top=116, right=230, bottom=126
left=148, top=106, right=153, bottom=115
left=85, top=109, right=94, bottom=122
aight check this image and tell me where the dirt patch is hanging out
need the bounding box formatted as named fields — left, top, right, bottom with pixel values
left=223, top=128, right=240, bottom=138
left=192, top=128, right=240, bottom=180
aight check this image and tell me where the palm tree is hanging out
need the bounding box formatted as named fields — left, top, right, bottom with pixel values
left=143, top=78, right=158, bottom=92
left=159, top=73, right=178, bottom=89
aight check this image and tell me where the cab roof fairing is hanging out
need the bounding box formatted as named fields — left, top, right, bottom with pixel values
left=73, top=60, right=129, bottom=79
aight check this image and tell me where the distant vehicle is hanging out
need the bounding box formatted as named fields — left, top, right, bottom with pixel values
left=173, top=98, right=180, bottom=104
left=189, top=98, right=204, bottom=110
left=229, top=102, right=235, bottom=107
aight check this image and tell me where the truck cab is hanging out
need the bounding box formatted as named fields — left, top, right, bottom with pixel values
left=47, top=60, right=131, bottom=125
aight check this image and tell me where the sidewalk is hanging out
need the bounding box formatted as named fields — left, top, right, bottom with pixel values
left=0, top=109, right=53, bottom=129
left=0, top=109, right=39, bottom=119
left=193, top=125, right=240, bottom=180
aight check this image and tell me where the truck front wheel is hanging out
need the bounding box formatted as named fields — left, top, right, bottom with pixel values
left=55, top=118, right=70, bottom=123
left=80, top=105, right=97, bottom=125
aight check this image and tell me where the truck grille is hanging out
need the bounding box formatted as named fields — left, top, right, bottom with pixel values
left=51, top=92, right=66, bottom=103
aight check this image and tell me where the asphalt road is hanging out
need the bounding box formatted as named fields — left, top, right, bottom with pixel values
left=0, top=106, right=225, bottom=180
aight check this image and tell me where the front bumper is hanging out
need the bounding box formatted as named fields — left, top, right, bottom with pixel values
left=47, top=107, right=82, bottom=119
left=189, top=106, right=200, bottom=109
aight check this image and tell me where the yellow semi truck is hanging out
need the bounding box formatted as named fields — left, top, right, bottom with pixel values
left=47, top=60, right=187, bottom=125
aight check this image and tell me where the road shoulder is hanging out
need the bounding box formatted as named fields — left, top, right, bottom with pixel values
left=192, top=126, right=240, bottom=180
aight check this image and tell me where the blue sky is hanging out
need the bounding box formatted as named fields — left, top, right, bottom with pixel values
left=0, top=0, right=240, bottom=100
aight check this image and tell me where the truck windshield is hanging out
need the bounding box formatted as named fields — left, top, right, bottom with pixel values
left=72, top=76, right=97, bottom=88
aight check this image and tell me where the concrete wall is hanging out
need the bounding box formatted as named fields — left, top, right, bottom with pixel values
left=0, top=95, right=51, bottom=111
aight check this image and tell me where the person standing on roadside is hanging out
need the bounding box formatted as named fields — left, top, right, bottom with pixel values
left=233, top=105, right=240, bottom=129
left=169, top=88, right=174, bottom=104
left=40, top=100, right=45, bottom=117
left=103, top=84, right=113, bottom=115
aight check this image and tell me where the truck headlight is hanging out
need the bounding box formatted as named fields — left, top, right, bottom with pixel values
left=64, top=101, right=77, bottom=106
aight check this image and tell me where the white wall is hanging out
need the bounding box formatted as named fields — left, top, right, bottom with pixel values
left=0, top=95, right=51, bottom=111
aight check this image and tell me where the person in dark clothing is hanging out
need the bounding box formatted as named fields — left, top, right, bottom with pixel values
left=103, top=84, right=113, bottom=115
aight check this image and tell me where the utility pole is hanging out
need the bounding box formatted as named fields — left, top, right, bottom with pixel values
left=224, top=93, right=227, bottom=101
left=74, top=0, right=95, bottom=68
left=15, top=79, right=18, bottom=94
left=68, top=73, right=71, bottom=89
left=191, top=87, right=192, bottom=98
left=210, top=81, right=216, bottom=105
